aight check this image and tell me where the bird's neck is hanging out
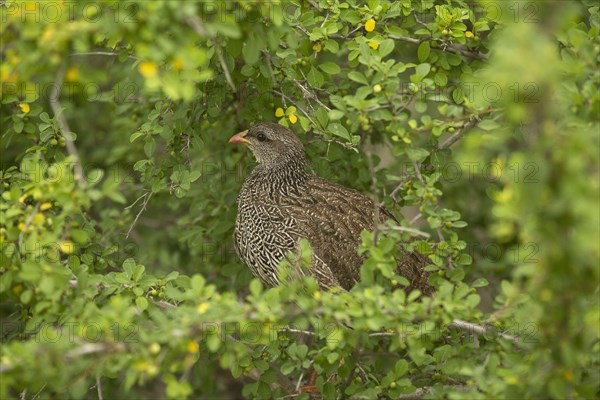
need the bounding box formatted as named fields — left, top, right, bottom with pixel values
left=250, top=155, right=309, bottom=192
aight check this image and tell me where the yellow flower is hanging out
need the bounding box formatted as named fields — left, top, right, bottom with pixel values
left=59, top=241, right=75, bottom=254
left=40, top=202, right=52, bottom=211
left=197, top=302, right=210, bottom=315
left=367, top=41, right=379, bottom=50
left=41, top=26, right=55, bottom=44
left=312, top=43, right=322, bottom=52
left=275, top=107, right=284, bottom=117
left=66, top=67, right=78, bottom=81
left=18, top=103, right=30, bottom=113
left=138, top=61, right=158, bottom=77
left=465, top=31, right=474, bottom=38
left=187, top=341, right=199, bottom=354
left=365, top=19, right=376, bottom=32
left=288, top=114, right=298, bottom=124
left=172, top=58, right=184, bottom=71
left=563, top=370, right=573, bottom=381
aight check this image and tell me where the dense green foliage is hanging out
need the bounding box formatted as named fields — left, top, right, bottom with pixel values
left=1, top=0, right=598, bottom=398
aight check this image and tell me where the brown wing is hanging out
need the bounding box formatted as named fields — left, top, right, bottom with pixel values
left=276, top=176, right=385, bottom=289
left=279, top=176, right=432, bottom=293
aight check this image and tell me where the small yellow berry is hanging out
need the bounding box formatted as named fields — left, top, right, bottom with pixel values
left=365, top=19, right=376, bottom=32
left=32, top=213, right=45, bottom=225
left=373, top=84, right=382, bottom=93
left=149, top=343, right=161, bottom=354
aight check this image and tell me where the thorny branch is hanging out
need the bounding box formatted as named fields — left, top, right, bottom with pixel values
left=49, top=62, right=86, bottom=189
left=186, top=16, right=237, bottom=93
left=388, top=35, right=488, bottom=61
left=125, top=192, right=153, bottom=239
left=273, top=89, right=318, bottom=128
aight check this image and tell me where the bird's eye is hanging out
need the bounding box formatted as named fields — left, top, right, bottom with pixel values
left=256, top=133, right=267, bottom=142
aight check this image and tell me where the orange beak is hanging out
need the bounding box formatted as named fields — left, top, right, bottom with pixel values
left=228, top=130, right=250, bottom=145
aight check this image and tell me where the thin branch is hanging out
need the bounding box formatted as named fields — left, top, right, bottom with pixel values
left=96, top=376, right=103, bottom=400
left=49, top=62, right=86, bottom=188
left=438, top=121, right=472, bottom=150
left=272, top=90, right=318, bottom=127
left=320, top=12, right=329, bottom=28
left=18, top=202, right=39, bottom=250
left=449, top=319, right=518, bottom=343
left=279, top=327, right=316, bottom=337
left=383, top=225, right=431, bottom=239
left=293, top=78, right=331, bottom=112
left=67, top=343, right=115, bottom=358
left=398, top=385, right=470, bottom=399
left=388, top=35, right=488, bottom=61
left=186, top=16, right=236, bottom=93
left=126, top=192, right=152, bottom=239
left=70, top=51, right=138, bottom=61
left=151, top=299, right=178, bottom=309
left=214, top=43, right=236, bottom=93
left=30, top=383, right=47, bottom=400
left=411, top=159, right=453, bottom=269
left=365, top=148, right=381, bottom=245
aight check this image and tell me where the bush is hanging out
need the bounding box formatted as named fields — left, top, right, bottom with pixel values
left=1, top=1, right=598, bottom=399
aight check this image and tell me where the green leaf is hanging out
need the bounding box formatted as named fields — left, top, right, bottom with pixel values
left=434, top=72, right=448, bottom=86
left=395, top=359, right=409, bottom=377
left=406, top=147, right=430, bottom=162
left=190, top=274, right=206, bottom=293
left=418, top=41, right=430, bottom=62
left=307, top=67, right=324, bottom=87
left=348, top=71, right=369, bottom=85
left=478, top=119, right=500, bottom=131
left=415, top=63, right=431, bottom=79
left=71, top=229, right=89, bottom=244
left=242, top=36, right=261, bottom=64
left=136, top=297, right=148, bottom=311
left=319, top=62, right=341, bottom=75
left=327, top=123, right=350, bottom=141
left=249, top=279, right=263, bottom=296
left=471, top=278, right=489, bottom=287
left=379, top=39, right=395, bottom=57
left=315, top=107, right=329, bottom=128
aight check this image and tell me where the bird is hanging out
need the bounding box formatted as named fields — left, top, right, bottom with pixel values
left=229, top=122, right=432, bottom=294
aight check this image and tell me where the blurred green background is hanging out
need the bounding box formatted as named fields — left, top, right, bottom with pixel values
left=1, top=1, right=598, bottom=399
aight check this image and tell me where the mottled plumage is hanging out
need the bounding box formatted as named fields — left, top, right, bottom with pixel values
left=230, top=122, right=431, bottom=293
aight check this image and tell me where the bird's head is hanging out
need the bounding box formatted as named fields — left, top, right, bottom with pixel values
left=228, top=122, right=306, bottom=168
